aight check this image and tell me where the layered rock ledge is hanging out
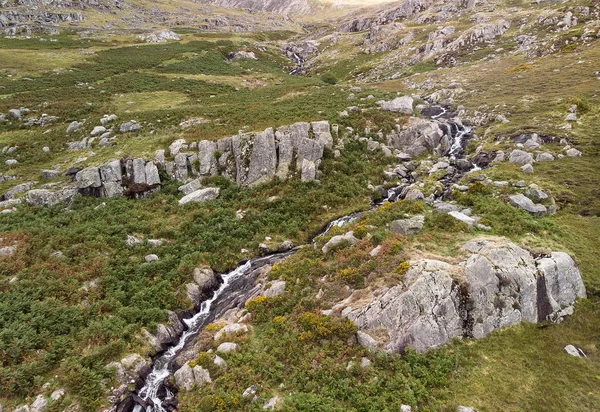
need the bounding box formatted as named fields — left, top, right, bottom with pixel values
left=340, top=238, right=586, bottom=353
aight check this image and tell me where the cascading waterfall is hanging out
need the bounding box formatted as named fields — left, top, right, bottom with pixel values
left=128, top=106, right=476, bottom=412
left=132, top=261, right=252, bottom=412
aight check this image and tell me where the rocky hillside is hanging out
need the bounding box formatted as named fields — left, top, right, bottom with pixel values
left=0, top=0, right=598, bottom=411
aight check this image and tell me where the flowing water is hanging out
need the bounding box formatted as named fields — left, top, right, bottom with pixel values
left=128, top=107, right=473, bottom=411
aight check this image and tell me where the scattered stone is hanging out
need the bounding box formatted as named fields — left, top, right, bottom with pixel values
left=214, top=324, right=249, bottom=341
left=145, top=254, right=159, bottom=263
left=390, top=215, right=425, bottom=235
left=360, top=357, right=371, bottom=369
left=138, top=30, right=181, bottom=43
left=90, top=126, right=106, bottom=136
left=119, top=121, right=141, bottom=133
left=31, top=395, right=47, bottom=412
left=50, top=389, right=65, bottom=401
left=0, top=246, right=15, bottom=257
left=66, top=121, right=81, bottom=134
left=178, top=187, right=220, bottom=205
left=566, top=148, right=582, bottom=157
left=356, top=330, right=378, bottom=351
left=216, top=342, right=238, bottom=353
left=178, top=178, right=204, bottom=196
left=213, top=354, right=227, bottom=368
left=521, top=164, right=534, bottom=174
left=565, top=113, right=577, bottom=122
left=41, top=169, right=60, bottom=179
left=405, top=188, right=424, bottom=200
left=322, top=231, right=359, bottom=254
left=509, top=149, right=534, bottom=165
left=193, top=266, right=219, bottom=292
left=263, top=396, right=280, bottom=410
left=509, top=194, right=547, bottom=216
left=536, top=152, right=555, bottom=162
left=448, top=211, right=476, bottom=227
left=401, top=406, right=412, bottom=412
left=263, top=280, right=286, bottom=297
left=379, top=96, right=414, bottom=114
left=563, top=344, right=586, bottom=358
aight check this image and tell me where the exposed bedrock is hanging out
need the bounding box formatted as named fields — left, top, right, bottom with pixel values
left=342, top=238, right=586, bottom=353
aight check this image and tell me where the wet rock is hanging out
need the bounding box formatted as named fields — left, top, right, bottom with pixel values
left=179, top=187, right=220, bottom=205
left=390, top=215, right=425, bottom=235
left=322, top=231, right=358, bottom=254
left=186, top=283, right=202, bottom=307
left=509, top=194, right=547, bottom=216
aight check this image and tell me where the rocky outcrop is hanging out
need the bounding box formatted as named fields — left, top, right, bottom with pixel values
left=386, top=117, right=451, bottom=156
left=341, top=238, right=586, bottom=353
left=138, top=30, right=180, bottom=43
left=165, top=120, right=332, bottom=186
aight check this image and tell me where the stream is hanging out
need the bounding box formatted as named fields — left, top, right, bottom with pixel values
left=126, top=107, right=473, bottom=412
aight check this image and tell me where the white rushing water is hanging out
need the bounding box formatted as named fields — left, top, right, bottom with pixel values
left=133, top=260, right=252, bottom=412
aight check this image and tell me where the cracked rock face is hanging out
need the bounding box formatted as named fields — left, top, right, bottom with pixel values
left=343, top=238, right=585, bottom=353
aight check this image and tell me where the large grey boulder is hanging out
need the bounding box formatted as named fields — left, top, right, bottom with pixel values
left=174, top=364, right=195, bottom=391
left=198, top=140, right=218, bottom=176
left=76, top=168, right=102, bottom=189
left=537, top=252, right=586, bottom=321
left=178, top=178, right=204, bottom=196
left=343, top=239, right=585, bottom=353
left=509, top=194, right=547, bottom=216
left=99, top=160, right=122, bottom=182
left=145, top=162, right=161, bottom=186
left=31, top=395, right=47, bottom=412
left=25, top=188, right=78, bottom=207
left=322, top=231, right=359, bottom=254
left=263, top=280, right=286, bottom=297
left=179, top=187, right=220, bottom=205
left=131, top=158, right=147, bottom=184
left=301, top=159, right=317, bottom=182
left=174, top=153, right=189, bottom=181
left=311, top=121, right=333, bottom=149
left=4, top=182, right=33, bottom=199
left=246, top=128, right=277, bottom=187
left=390, top=215, right=425, bottom=235
left=102, top=182, right=123, bottom=198
left=193, top=266, right=219, bottom=292
left=380, top=96, right=414, bottom=114
left=509, top=149, right=534, bottom=165
left=119, top=121, right=140, bottom=133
